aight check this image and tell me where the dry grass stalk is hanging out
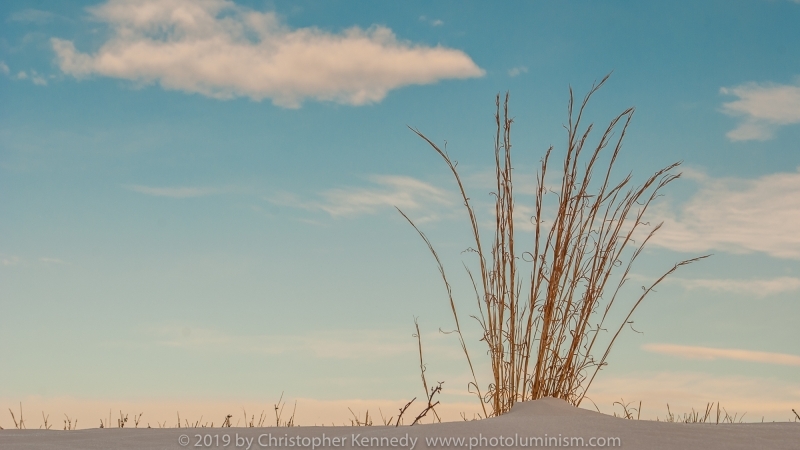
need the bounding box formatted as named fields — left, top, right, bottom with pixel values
left=117, top=411, right=128, bottom=428
left=378, top=408, right=393, bottom=426
left=222, top=414, right=233, bottom=427
left=459, top=411, right=482, bottom=421
left=394, top=398, right=415, bottom=427
left=8, top=403, right=25, bottom=429
left=63, top=414, right=77, bottom=430
left=347, top=408, right=373, bottom=426
left=412, top=317, right=442, bottom=424
left=411, top=382, right=443, bottom=426
left=40, top=412, right=52, bottom=430
left=274, top=392, right=297, bottom=427
left=402, top=75, right=708, bottom=417
left=257, top=410, right=268, bottom=427
left=244, top=408, right=267, bottom=427
left=613, top=399, right=641, bottom=420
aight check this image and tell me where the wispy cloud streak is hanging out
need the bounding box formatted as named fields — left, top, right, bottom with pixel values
left=670, top=276, right=800, bottom=298
left=318, top=175, right=451, bottom=217
left=651, top=168, right=800, bottom=259
left=721, top=80, right=800, bottom=141
left=643, top=343, right=800, bottom=366
left=125, top=185, right=223, bottom=198
left=271, top=175, right=455, bottom=221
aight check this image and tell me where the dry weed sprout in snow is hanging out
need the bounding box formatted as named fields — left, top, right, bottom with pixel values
left=63, top=414, right=77, bottom=430
left=400, top=75, right=708, bottom=418
left=7, top=403, right=25, bottom=429
left=611, top=399, right=749, bottom=424
left=612, top=399, right=642, bottom=420
left=273, top=392, right=297, bottom=427
left=662, top=402, right=746, bottom=424
left=349, top=319, right=445, bottom=428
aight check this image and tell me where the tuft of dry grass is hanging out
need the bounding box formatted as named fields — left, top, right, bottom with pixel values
left=401, top=75, right=708, bottom=417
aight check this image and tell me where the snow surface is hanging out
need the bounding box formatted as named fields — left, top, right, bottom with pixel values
left=1, top=397, right=798, bottom=449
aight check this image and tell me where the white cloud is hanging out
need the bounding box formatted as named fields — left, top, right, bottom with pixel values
left=642, top=344, right=800, bottom=367
left=271, top=175, right=455, bottom=220
left=651, top=167, right=800, bottom=259
left=52, top=0, right=483, bottom=108
left=508, top=66, right=528, bottom=77
left=0, top=61, right=9, bottom=75
left=124, top=184, right=222, bottom=198
left=670, top=276, right=800, bottom=298
left=16, top=70, right=27, bottom=80
left=720, top=80, right=800, bottom=141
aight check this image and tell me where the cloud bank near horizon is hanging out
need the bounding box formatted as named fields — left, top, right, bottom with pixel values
left=51, top=0, right=484, bottom=108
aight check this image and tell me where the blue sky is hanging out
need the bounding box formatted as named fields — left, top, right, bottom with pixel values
left=1, top=0, right=800, bottom=426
